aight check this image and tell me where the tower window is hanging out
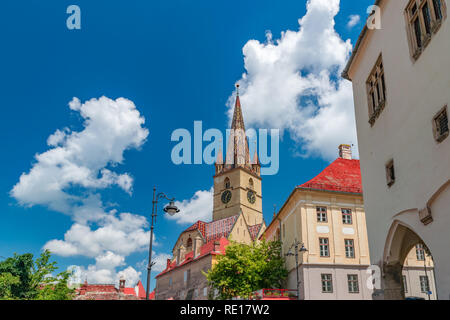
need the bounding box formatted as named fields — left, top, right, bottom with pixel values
left=225, top=178, right=230, bottom=189
left=249, top=178, right=254, bottom=189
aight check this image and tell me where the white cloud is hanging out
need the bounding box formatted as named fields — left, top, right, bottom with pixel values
left=69, top=264, right=142, bottom=287
left=10, top=96, right=148, bottom=216
left=11, top=96, right=151, bottom=285
left=166, top=187, right=213, bottom=225
left=347, top=14, right=361, bottom=28
left=228, top=0, right=358, bottom=161
left=152, top=253, right=172, bottom=273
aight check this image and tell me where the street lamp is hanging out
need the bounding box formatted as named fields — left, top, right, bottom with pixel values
left=146, top=187, right=180, bottom=300
left=285, top=240, right=307, bottom=300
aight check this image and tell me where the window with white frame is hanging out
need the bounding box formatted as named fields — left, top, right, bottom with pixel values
left=317, top=207, right=327, bottom=223
left=319, top=238, right=329, bottom=257
left=420, top=275, right=430, bottom=292
left=345, top=239, right=355, bottom=258
left=321, top=274, right=333, bottom=293
left=347, top=274, right=359, bottom=293
left=203, top=287, right=208, bottom=296
left=366, top=55, right=386, bottom=126
left=406, top=0, right=446, bottom=59
left=416, top=244, right=425, bottom=260
left=342, top=209, right=353, bottom=224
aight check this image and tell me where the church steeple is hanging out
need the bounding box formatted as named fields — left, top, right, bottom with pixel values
left=213, top=84, right=263, bottom=224
left=217, top=84, right=259, bottom=176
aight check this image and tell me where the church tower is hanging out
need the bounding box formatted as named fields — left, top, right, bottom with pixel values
left=213, top=85, right=263, bottom=225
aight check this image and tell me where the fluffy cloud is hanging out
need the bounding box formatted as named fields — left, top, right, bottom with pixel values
left=347, top=14, right=361, bottom=28
left=43, top=212, right=150, bottom=258
left=11, top=96, right=148, bottom=217
left=11, top=96, right=152, bottom=285
left=69, top=264, right=141, bottom=287
left=166, top=187, right=213, bottom=225
left=228, top=0, right=358, bottom=161
left=152, top=253, right=172, bottom=273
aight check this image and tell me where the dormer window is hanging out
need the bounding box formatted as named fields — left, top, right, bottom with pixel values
left=186, top=237, right=192, bottom=250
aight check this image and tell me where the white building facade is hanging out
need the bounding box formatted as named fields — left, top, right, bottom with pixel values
left=343, top=0, right=450, bottom=299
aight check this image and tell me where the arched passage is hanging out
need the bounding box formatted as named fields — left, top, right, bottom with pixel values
left=382, top=221, right=437, bottom=300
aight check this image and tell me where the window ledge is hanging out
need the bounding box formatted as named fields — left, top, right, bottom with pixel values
left=369, top=100, right=386, bottom=126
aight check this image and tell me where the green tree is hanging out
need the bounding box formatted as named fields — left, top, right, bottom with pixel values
left=0, top=250, right=75, bottom=300
left=205, top=240, right=288, bottom=300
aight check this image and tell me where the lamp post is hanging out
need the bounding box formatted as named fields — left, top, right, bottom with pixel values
left=285, top=240, right=308, bottom=300
left=146, top=186, right=180, bottom=300
left=423, top=246, right=431, bottom=301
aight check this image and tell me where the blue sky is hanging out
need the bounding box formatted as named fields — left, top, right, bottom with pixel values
left=0, top=0, right=373, bottom=289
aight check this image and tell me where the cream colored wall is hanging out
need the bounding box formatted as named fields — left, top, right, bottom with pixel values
left=228, top=214, right=253, bottom=244
left=265, top=189, right=370, bottom=273
left=172, top=230, right=204, bottom=259
left=403, top=246, right=434, bottom=268
left=347, top=0, right=450, bottom=299
left=213, top=168, right=263, bottom=224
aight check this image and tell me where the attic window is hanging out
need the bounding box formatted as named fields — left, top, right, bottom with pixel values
left=433, top=106, right=449, bottom=142
left=386, top=160, right=396, bottom=187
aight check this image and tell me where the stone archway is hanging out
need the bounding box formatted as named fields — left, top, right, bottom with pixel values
left=381, top=221, right=435, bottom=300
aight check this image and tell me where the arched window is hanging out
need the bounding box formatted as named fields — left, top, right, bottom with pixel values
left=186, top=237, right=192, bottom=249
left=225, top=177, right=230, bottom=189
left=249, top=178, right=254, bottom=189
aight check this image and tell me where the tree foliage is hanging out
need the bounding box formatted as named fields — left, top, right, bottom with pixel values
left=0, top=250, right=75, bottom=300
left=205, top=240, right=288, bottom=300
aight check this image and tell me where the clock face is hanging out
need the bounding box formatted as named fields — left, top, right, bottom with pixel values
left=247, top=190, right=256, bottom=204
left=221, top=190, right=232, bottom=204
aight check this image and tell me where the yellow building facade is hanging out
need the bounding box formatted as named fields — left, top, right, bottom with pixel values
left=263, top=146, right=373, bottom=300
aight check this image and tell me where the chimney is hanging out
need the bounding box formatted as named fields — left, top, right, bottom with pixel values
left=119, top=278, right=126, bottom=292
left=166, top=258, right=172, bottom=269
left=338, top=144, right=352, bottom=160
left=194, top=236, right=202, bottom=258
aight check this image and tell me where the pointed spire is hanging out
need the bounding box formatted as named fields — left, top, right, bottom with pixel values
left=252, top=149, right=259, bottom=165
left=231, top=84, right=245, bottom=131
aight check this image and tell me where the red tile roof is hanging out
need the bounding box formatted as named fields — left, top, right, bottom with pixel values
left=156, top=237, right=229, bottom=278
left=184, top=215, right=238, bottom=242
left=298, top=158, right=362, bottom=194
left=248, top=224, right=263, bottom=241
